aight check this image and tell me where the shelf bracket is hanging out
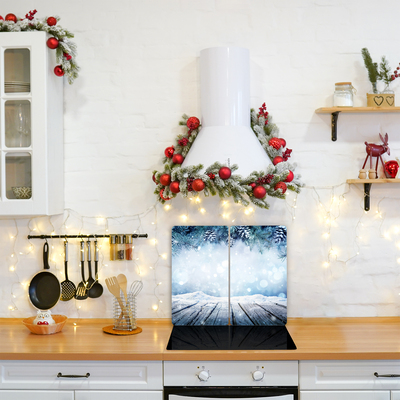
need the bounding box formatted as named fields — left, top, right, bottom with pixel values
left=364, top=183, right=371, bottom=211
left=331, top=111, right=341, bottom=141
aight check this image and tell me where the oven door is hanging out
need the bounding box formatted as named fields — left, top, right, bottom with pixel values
left=164, top=387, right=298, bottom=400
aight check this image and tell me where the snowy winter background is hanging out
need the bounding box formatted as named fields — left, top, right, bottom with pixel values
left=230, top=225, right=287, bottom=325
left=171, top=225, right=287, bottom=326
left=171, top=226, right=229, bottom=325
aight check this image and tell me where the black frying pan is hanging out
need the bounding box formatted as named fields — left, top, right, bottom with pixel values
left=28, top=242, right=61, bottom=310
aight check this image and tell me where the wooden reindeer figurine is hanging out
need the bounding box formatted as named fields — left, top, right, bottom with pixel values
left=362, top=133, right=390, bottom=179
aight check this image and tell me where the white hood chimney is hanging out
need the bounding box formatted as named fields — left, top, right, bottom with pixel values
left=181, top=46, right=272, bottom=176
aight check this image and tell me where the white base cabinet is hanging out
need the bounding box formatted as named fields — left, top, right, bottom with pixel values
left=300, top=360, right=400, bottom=400
left=0, top=360, right=162, bottom=400
left=0, top=391, right=73, bottom=400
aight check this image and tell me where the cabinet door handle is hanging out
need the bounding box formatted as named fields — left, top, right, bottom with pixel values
left=374, top=372, right=400, bottom=378
left=57, top=372, right=90, bottom=378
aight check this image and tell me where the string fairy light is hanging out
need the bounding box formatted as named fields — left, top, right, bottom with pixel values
left=5, top=179, right=400, bottom=317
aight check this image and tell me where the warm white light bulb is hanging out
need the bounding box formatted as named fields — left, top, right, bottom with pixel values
left=152, top=305, right=159, bottom=311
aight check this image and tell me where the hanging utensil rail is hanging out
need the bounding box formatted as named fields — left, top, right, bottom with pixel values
left=27, top=233, right=148, bottom=239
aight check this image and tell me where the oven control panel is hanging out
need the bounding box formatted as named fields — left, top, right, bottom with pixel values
left=164, top=361, right=298, bottom=386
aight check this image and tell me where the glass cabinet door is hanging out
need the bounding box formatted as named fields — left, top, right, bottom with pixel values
left=0, top=32, right=63, bottom=215
left=1, top=46, right=32, bottom=202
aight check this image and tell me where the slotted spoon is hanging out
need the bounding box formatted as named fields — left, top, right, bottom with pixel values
left=60, top=241, right=76, bottom=301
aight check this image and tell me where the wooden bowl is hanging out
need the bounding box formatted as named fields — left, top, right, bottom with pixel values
left=22, top=315, right=67, bottom=335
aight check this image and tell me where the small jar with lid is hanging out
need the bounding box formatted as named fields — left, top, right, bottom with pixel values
left=125, top=235, right=133, bottom=260
left=117, top=234, right=125, bottom=260
left=333, top=82, right=355, bottom=107
left=109, top=234, right=117, bottom=261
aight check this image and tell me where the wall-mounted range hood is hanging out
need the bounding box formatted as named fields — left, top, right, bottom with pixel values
left=181, top=47, right=272, bottom=177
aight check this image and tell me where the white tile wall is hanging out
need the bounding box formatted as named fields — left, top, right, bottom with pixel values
left=2, top=0, right=400, bottom=319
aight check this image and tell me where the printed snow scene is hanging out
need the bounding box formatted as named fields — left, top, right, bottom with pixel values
left=172, top=226, right=229, bottom=326
left=230, top=225, right=287, bottom=326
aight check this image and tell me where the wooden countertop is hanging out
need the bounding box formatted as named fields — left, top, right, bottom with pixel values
left=2, top=317, right=400, bottom=361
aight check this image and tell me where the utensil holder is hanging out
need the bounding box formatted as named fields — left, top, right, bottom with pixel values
left=113, top=293, right=136, bottom=331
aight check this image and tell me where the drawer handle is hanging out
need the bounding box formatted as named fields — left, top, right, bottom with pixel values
left=374, top=372, right=400, bottom=378
left=57, top=373, right=90, bottom=379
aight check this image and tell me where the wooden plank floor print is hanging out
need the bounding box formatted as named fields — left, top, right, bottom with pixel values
left=172, top=297, right=286, bottom=326
left=230, top=298, right=287, bottom=326
left=172, top=298, right=229, bottom=326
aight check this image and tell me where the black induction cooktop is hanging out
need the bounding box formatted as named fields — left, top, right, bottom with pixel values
left=166, top=325, right=296, bottom=351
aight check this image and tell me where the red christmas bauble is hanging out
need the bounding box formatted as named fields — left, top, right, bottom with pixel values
left=169, top=181, right=180, bottom=193
left=152, top=174, right=158, bottom=184
left=192, top=179, right=205, bottom=192
left=249, top=182, right=256, bottom=188
left=0, top=16, right=4, bottom=21
left=5, top=13, right=17, bottom=23
left=268, top=137, right=282, bottom=150
left=63, top=52, right=72, bottom=61
left=187, top=116, right=200, bottom=131
left=273, top=156, right=283, bottom=165
left=54, top=65, right=64, bottom=77
left=253, top=186, right=267, bottom=199
left=280, top=138, right=286, bottom=148
left=159, top=174, right=171, bottom=186
left=385, top=160, right=399, bottom=178
left=219, top=167, right=231, bottom=180
left=285, top=170, right=294, bottom=182
left=47, top=37, right=59, bottom=49
left=47, top=16, right=57, bottom=26
left=164, top=146, right=175, bottom=158
left=159, top=189, right=171, bottom=201
left=274, top=182, right=287, bottom=194
left=172, top=154, right=184, bottom=164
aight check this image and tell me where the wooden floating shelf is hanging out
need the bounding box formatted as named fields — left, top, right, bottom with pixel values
left=347, top=178, right=400, bottom=184
left=346, top=178, right=400, bottom=211
left=315, top=107, right=400, bottom=141
left=316, top=107, right=400, bottom=114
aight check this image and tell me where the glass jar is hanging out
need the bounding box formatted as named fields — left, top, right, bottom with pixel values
left=109, top=234, right=117, bottom=261
left=333, top=82, right=355, bottom=107
left=117, top=234, right=125, bottom=260
left=125, top=235, right=133, bottom=260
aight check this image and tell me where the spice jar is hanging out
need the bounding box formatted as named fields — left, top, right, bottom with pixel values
left=117, top=234, right=125, bottom=260
left=109, top=234, right=117, bottom=261
left=125, top=235, right=133, bottom=260
left=333, top=82, right=355, bottom=107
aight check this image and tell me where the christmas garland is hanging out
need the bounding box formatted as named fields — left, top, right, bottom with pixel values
left=152, top=103, right=304, bottom=210
left=0, top=11, right=78, bottom=84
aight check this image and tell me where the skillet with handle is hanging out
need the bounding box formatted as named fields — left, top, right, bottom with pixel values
left=28, top=242, right=61, bottom=310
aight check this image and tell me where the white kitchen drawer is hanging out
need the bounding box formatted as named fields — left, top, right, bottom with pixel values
left=0, top=360, right=162, bottom=390
left=300, top=390, right=390, bottom=400
left=76, top=390, right=163, bottom=400
left=300, top=360, right=400, bottom=390
left=164, top=360, right=298, bottom=386
left=0, top=391, right=74, bottom=400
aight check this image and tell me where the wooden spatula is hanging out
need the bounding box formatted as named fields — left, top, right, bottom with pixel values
left=105, top=276, right=130, bottom=327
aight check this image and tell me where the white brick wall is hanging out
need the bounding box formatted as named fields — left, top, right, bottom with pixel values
left=2, top=0, right=400, bottom=319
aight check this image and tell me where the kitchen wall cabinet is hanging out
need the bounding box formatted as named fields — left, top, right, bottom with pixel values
left=0, top=360, right=162, bottom=400
left=299, top=360, right=400, bottom=400
left=0, top=31, right=63, bottom=216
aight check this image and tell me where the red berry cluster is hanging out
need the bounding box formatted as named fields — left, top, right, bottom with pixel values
left=256, top=174, right=274, bottom=185
left=178, top=138, right=189, bottom=146
left=187, top=177, right=194, bottom=191
left=207, top=173, right=215, bottom=180
left=391, top=64, right=400, bottom=81
left=258, top=102, right=269, bottom=125
left=24, top=9, right=37, bottom=20
left=282, top=148, right=292, bottom=161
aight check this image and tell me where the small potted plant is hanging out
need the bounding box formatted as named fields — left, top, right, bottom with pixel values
left=361, top=48, right=398, bottom=107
